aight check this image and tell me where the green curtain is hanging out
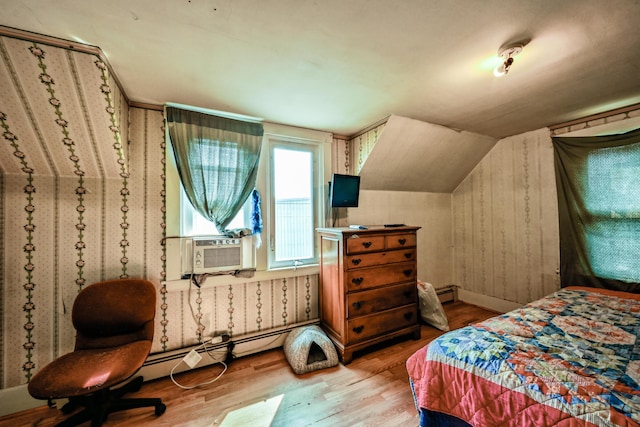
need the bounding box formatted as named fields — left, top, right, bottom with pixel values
left=552, top=127, right=640, bottom=293
left=166, top=106, right=263, bottom=232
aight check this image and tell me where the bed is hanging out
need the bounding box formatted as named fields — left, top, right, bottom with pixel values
left=406, top=286, right=640, bottom=427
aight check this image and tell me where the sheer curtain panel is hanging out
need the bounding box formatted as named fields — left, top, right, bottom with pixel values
left=166, top=106, right=263, bottom=233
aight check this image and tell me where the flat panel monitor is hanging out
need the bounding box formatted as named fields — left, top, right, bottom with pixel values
left=330, top=173, right=360, bottom=208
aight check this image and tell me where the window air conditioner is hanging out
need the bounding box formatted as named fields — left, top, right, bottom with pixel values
left=165, top=236, right=256, bottom=280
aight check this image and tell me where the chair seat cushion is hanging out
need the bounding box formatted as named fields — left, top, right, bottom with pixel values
left=28, top=340, right=152, bottom=399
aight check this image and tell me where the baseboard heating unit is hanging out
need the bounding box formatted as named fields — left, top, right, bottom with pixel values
left=140, top=320, right=319, bottom=381
left=435, top=285, right=458, bottom=304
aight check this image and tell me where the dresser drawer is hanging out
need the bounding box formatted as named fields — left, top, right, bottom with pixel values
left=347, top=305, right=417, bottom=343
left=346, top=262, right=416, bottom=292
left=347, top=282, right=417, bottom=317
left=386, top=233, right=417, bottom=249
left=346, top=249, right=415, bottom=269
left=346, top=235, right=385, bottom=254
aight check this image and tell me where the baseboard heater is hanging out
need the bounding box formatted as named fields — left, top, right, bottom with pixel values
left=140, top=319, right=319, bottom=381
left=435, top=285, right=458, bottom=304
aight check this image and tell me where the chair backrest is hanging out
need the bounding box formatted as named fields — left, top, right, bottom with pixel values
left=72, top=278, right=156, bottom=350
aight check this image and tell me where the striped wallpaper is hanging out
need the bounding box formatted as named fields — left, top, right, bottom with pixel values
left=0, top=35, right=318, bottom=390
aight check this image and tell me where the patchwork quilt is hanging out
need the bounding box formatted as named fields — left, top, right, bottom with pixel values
left=406, top=287, right=640, bottom=427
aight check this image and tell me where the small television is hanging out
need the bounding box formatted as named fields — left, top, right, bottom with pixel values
left=330, top=173, right=361, bottom=208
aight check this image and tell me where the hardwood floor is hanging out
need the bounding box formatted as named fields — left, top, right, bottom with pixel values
left=2, top=301, right=498, bottom=427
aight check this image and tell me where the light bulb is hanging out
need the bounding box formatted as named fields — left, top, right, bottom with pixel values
left=493, top=56, right=514, bottom=77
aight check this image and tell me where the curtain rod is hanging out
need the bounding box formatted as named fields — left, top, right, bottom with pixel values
left=549, top=103, right=640, bottom=133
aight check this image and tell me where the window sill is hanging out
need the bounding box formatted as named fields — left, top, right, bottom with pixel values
left=162, top=264, right=319, bottom=291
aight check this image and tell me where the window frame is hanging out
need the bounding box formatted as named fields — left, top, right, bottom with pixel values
left=265, top=134, right=325, bottom=269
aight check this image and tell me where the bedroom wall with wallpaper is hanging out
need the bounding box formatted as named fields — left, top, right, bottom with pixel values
left=0, top=35, right=131, bottom=389
left=0, top=35, right=318, bottom=391
left=345, top=122, right=562, bottom=304
left=452, top=128, right=561, bottom=309
left=350, top=122, right=386, bottom=175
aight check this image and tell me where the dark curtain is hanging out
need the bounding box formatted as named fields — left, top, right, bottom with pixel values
left=552, top=127, right=640, bottom=292
left=166, top=106, right=263, bottom=233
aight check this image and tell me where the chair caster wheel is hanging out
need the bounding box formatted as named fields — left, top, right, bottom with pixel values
left=61, top=401, right=77, bottom=414
left=155, top=403, right=166, bottom=416
left=130, top=376, right=144, bottom=392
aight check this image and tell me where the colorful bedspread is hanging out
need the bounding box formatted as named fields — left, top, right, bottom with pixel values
left=407, top=287, right=640, bottom=427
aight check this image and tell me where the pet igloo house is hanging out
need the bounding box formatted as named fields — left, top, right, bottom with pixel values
left=283, top=325, right=339, bottom=374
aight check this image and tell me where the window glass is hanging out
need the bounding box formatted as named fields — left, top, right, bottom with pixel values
left=268, top=139, right=319, bottom=268
left=184, top=188, right=247, bottom=236
left=585, top=145, right=640, bottom=282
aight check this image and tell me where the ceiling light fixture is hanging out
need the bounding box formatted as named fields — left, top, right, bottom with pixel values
left=493, top=43, right=524, bottom=77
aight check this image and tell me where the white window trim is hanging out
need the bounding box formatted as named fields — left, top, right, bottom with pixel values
left=255, top=123, right=332, bottom=271
left=265, top=135, right=321, bottom=269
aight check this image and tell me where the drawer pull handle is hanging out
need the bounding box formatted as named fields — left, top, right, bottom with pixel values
left=352, top=325, right=364, bottom=334
left=352, top=277, right=364, bottom=285
left=404, top=253, right=412, bottom=259
left=403, top=290, right=412, bottom=299
left=352, top=301, right=363, bottom=310
left=398, top=238, right=407, bottom=245
left=403, top=269, right=413, bottom=277
left=362, top=241, right=372, bottom=248
left=404, top=312, right=414, bottom=321
left=351, top=258, right=362, bottom=266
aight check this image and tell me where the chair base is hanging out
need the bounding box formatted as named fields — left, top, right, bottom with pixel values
left=54, top=376, right=165, bottom=427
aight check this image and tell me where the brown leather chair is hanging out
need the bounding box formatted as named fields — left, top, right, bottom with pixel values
left=28, top=278, right=166, bottom=426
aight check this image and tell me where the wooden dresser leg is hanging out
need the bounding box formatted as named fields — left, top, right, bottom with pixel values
left=412, top=328, right=421, bottom=340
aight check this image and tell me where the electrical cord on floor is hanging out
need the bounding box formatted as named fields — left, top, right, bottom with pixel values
left=169, top=340, right=228, bottom=390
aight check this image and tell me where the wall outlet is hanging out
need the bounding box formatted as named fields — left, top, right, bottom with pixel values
left=183, top=349, right=202, bottom=369
left=210, top=333, right=231, bottom=344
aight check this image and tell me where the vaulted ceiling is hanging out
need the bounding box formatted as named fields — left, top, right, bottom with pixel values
left=2, top=0, right=640, bottom=139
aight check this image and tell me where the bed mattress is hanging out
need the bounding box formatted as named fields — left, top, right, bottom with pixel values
left=406, top=287, right=640, bottom=426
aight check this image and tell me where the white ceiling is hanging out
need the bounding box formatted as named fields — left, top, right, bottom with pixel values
left=2, top=0, right=640, bottom=138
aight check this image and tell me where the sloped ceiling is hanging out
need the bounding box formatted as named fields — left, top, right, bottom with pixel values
left=1, top=0, right=640, bottom=139
left=360, top=115, right=497, bottom=193
left=0, top=35, right=128, bottom=178
left=2, top=1, right=640, bottom=190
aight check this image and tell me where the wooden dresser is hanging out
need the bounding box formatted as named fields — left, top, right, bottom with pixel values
left=316, top=226, right=421, bottom=363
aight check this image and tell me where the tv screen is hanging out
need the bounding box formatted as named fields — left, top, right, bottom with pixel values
left=330, top=174, right=360, bottom=208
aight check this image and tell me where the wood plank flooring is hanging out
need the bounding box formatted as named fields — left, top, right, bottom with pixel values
left=1, top=301, right=499, bottom=427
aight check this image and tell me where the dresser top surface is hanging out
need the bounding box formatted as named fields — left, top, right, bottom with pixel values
left=317, top=225, right=420, bottom=235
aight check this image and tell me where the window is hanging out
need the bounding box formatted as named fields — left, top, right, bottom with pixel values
left=166, top=118, right=331, bottom=275
left=181, top=187, right=248, bottom=236
left=553, top=127, right=640, bottom=292
left=267, top=136, right=322, bottom=269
